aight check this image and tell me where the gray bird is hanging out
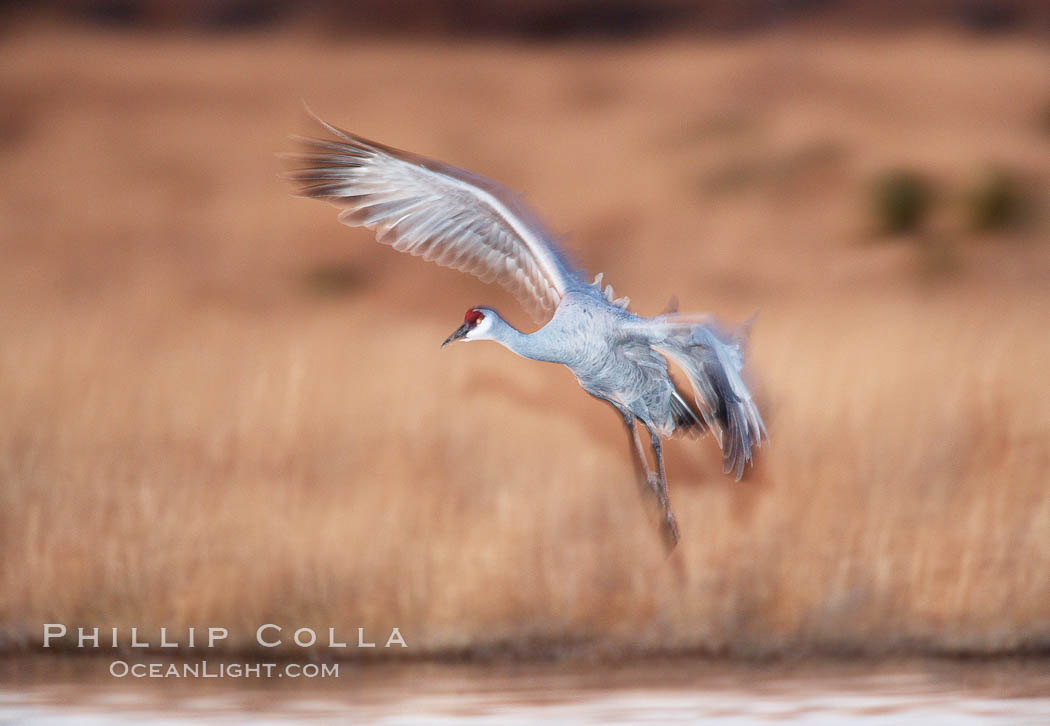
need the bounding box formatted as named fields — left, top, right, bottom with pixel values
left=286, top=116, right=767, bottom=548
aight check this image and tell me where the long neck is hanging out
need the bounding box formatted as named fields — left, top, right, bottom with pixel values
left=489, top=317, right=565, bottom=364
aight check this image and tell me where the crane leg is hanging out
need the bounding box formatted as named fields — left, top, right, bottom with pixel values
left=597, top=396, right=679, bottom=550
left=595, top=397, right=652, bottom=488
left=644, top=424, right=680, bottom=548
left=621, top=412, right=657, bottom=494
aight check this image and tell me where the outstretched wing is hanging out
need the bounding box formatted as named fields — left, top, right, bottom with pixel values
left=625, top=314, right=767, bottom=479
left=285, top=116, right=582, bottom=322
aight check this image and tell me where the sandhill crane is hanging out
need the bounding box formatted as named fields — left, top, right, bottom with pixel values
left=285, top=115, right=766, bottom=548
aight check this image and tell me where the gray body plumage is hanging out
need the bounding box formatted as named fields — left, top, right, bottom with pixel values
left=286, top=114, right=767, bottom=548
left=518, top=290, right=683, bottom=433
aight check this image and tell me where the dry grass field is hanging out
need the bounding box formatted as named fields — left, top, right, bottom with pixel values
left=1, top=26, right=1048, bottom=658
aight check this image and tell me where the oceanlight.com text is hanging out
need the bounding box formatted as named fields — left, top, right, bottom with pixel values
left=109, top=661, right=339, bottom=679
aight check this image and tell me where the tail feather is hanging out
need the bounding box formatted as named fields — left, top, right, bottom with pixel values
left=647, top=319, right=767, bottom=479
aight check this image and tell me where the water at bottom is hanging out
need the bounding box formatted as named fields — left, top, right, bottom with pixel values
left=1, top=656, right=1047, bottom=724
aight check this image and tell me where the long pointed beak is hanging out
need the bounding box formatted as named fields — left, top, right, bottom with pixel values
left=441, top=322, right=471, bottom=348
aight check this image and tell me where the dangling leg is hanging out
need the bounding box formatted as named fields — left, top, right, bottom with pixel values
left=620, top=410, right=660, bottom=498
left=594, top=397, right=653, bottom=492
left=596, top=395, right=677, bottom=549
left=644, top=423, right=680, bottom=548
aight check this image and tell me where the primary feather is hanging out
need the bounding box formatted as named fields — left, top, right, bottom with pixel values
left=284, top=116, right=582, bottom=322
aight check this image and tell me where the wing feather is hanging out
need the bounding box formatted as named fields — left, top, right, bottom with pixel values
left=624, top=315, right=767, bottom=479
left=285, top=116, right=581, bottom=321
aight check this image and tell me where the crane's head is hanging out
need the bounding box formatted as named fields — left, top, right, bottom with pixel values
left=441, top=307, right=497, bottom=347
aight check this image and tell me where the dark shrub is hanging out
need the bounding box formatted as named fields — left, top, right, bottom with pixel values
left=968, top=167, right=1025, bottom=232
left=871, top=170, right=932, bottom=235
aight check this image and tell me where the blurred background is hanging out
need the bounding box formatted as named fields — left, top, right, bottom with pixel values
left=1, top=0, right=1049, bottom=691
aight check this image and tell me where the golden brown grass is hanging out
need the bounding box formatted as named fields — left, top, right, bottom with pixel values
left=0, top=26, right=1048, bottom=657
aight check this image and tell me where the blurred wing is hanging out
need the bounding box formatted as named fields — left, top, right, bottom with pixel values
left=285, top=116, right=581, bottom=322
left=625, top=315, right=767, bottom=479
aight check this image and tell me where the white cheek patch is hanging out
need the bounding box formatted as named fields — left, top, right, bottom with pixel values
left=468, top=316, right=491, bottom=339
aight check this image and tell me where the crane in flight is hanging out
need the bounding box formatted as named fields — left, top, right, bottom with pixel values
left=286, top=115, right=766, bottom=548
